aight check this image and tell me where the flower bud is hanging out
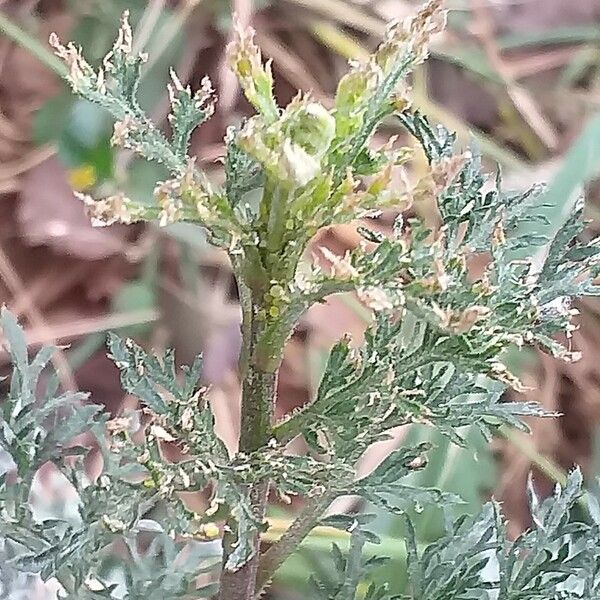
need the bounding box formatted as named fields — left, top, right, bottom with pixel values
left=285, top=101, right=336, bottom=161
left=238, top=97, right=335, bottom=187
left=280, top=140, right=321, bottom=188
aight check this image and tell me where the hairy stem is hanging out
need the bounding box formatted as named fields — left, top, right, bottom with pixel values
left=255, top=490, right=338, bottom=595
left=254, top=280, right=356, bottom=374
left=217, top=363, right=274, bottom=600
left=240, top=365, right=276, bottom=451
left=218, top=274, right=277, bottom=599
left=235, top=259, right=278, bottom=451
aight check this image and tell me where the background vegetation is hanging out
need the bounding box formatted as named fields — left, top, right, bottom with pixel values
left=0, top=0, right=599, bottom=597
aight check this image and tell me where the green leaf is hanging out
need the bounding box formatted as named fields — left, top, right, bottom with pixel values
left=512, top=113, right=600, bottom=261
left=224, top=125, right=263, bottom=210
left=107, top=334, right=178, bottom=414
left=354, top=444, right=462, bottom=516
left=167, top=71, right=215, bottom=158
left=402, top=468, right=600, bottom=600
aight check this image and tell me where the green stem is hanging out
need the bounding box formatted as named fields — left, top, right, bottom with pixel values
left=217, top=264, right=280, bottom=599
left=236, top=266, right=277, bottom=452
left=255, top=490, right=338, bottom=595
left=0, top=10, right=67, bottom=76
left=217, top=357, right=274, bottom=600
left=254, top=282, right=356, bottom=374
left=259, top=178, right=275, bottom=243
left=219, top=482, right=270, bottom=600
left=239, top=363, right=276, bottom=452
left=233, top=258, right=255, bottom=380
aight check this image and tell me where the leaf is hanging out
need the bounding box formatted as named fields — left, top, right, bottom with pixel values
left=354, top=444, right=463, bottom=517
left=224, top=125, right=263, bottom=209
left=107, top=334, right=174, bottom=414
left=167, top=71, right=215, bottom=158
left=41, top=404, right=100, bottom=456
left=309, top=517, right=392, bottom=600
left=511, top=112, right=600, bottom=263
left=223, top=486, right=263, bottom=572
left=402, top=469, right=600, bottom=599
left=0, top=307, right=28, bottom=373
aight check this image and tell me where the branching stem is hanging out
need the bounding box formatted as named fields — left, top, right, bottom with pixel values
left=255, top=490, right=338, bottom=595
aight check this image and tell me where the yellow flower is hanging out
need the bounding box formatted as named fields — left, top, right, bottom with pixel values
left=197, top=522, right=220, bottom=540
left=68, top=164, right=97, bottom=191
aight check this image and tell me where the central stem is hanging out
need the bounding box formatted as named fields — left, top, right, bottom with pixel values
left=239, top=364, right=276, bottom=452
left=218, top=278, right=278, bottom=600
left=217, top=173, right=292, bottom=599
left=218, top=481, right=270, bottom=600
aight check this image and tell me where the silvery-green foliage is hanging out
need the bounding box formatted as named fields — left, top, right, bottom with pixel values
left=0, top=309, right=223, bottom=598
left=310, top=470, right=600, bottom=600
left=2, top=0, right=600, bottom=598
left=401, top=469, right=600, bottom=600
left=309, top=516, right=390, bottom=600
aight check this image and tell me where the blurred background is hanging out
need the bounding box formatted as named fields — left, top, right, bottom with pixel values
left=0, top=0, right=599, bottom=597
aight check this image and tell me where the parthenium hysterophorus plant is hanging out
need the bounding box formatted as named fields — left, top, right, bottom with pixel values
left=1, top=1, right=600, bottom=598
